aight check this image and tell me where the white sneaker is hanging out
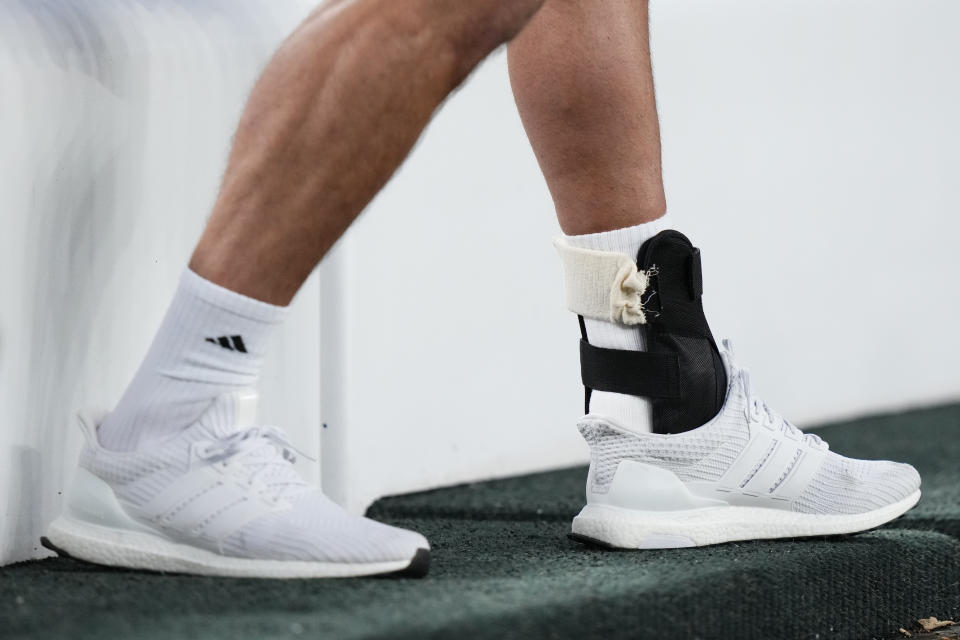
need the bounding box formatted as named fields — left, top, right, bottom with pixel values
left=570, top=341, right=921, bottom=549
left=44, top=391, right=430, bottom=578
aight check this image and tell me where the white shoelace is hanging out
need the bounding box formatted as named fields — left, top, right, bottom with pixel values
left=196, top=426, right=314, bottom=501
left=721, top=339, right=826, bottom=450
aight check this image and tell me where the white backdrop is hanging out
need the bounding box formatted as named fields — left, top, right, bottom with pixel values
left=2, top=0, right=959, bottom=563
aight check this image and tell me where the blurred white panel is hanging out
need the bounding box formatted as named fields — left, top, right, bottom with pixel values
left=321, top=1, right=960, bottom=512
left=0, top=0, right=318, bottom=565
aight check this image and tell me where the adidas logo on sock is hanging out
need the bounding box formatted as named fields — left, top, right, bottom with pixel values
left=205, top=335, right=247, bottom=353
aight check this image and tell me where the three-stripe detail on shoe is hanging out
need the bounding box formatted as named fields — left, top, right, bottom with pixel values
left=136, top=466, right=280, bottom=541
left=769, top=448, right=804, bottom=494
left=720, top=427, right=827, bottom=502
left=206, top=335, right=247, bottom=353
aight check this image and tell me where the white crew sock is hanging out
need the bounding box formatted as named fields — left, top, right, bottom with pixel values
left=564, top=215, right=671, bottom=433
left=97, top=269, right=288, bottom=451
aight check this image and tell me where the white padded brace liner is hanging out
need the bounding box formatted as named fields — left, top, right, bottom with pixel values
left=553, top=237, right=650, bottom=325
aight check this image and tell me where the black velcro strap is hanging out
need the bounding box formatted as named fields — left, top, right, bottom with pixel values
left=580, top=340, right=681, bottom=400
left=688, top=248, right=703, bottom=300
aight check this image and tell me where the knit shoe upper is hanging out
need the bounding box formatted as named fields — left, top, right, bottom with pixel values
left=74, top=392, right=428, bottom=566
left=578, top=342, right=921, bottom=517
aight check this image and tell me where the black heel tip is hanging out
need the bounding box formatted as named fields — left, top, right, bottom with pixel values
left=391, top=548, right=430, bottom=578
left=40, top=536, right=73, bottom=558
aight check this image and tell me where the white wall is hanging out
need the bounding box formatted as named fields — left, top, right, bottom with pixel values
left=318, top=59, right=586, bottom=510
left=653, top=0, right=960, bottom=423
left=2, top=0, right=959, bottom=564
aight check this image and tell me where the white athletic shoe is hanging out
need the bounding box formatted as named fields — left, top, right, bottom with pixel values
left=570, top=341, right=922, bottom=549
left=44, top=391, right=430, bottom=578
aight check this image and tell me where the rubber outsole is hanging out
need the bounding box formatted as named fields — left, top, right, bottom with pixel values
left=41, top=521, right=431, bottom=580
left=567, top=530, right=859, bottom=550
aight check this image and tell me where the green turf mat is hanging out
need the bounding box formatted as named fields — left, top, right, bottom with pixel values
left=2, top=403, right=958, bottom=640
left=3, top=521, right=959, bottom=640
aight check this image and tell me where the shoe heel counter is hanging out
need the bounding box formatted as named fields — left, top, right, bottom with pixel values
left=577, top=417, right=640, bottom=503
left=63, top=467, right=152, bottom=534
left=587, top=460, right=728, bottom=511
left=576, top=419, right=605, bottom=501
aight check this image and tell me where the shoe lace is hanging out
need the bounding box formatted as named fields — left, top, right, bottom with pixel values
left=195, top=426, right=315, bottom=501
left=722, top=339, right=826, bottom=450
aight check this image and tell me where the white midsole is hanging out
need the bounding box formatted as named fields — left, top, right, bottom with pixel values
left=571, top=489, right=921, bottom=549
left=46, top=516, right=415, bottom=579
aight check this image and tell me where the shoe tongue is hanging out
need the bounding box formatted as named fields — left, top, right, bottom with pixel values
left=198, top=390, right=259, bottom=439
left=196, top=391, right=308, bottom=499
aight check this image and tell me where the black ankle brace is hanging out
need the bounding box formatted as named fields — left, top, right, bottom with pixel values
left=578, top=230, right=727, bottom=434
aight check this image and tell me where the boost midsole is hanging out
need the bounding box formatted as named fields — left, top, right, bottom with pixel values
left=571, top=489, right=921, bottom=549
left=46, top=516, right=414, bottom=578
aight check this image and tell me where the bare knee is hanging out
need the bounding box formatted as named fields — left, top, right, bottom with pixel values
left=302, top=0, right=545, bottom=90
left=410, top=0, right=547, bottom=84
left=459, top=0, right=548, bottom=47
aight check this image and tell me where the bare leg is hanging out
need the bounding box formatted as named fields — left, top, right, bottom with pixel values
left=507, top=0, right=665, bottom=235
left=98, top=0, right=551, bottom=450
left=59, top=0, right=552, bottom=578
left=510, top=0, right=669, bottom=435
left=504, top=1, right=925, bottom=556
left=190, top=0, right=546, bottom=305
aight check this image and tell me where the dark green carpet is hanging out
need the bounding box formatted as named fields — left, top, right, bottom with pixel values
left=3, top=405, right=959, bottom=640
